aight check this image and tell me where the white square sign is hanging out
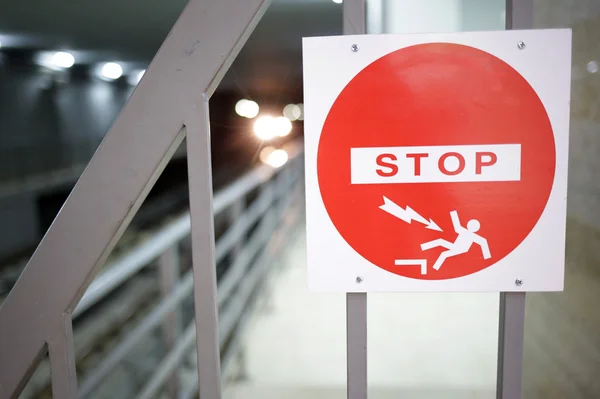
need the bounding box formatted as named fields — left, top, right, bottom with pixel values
left=302, top=29, right=571, bottom=292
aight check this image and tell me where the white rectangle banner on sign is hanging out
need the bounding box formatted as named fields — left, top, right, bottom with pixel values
left=302, top=29, right=571, bottom=293
left=350, top=144, right=521, bottom=184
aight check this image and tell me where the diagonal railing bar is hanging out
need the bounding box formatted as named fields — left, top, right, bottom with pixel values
left=0, top=0, right=272, bottom=397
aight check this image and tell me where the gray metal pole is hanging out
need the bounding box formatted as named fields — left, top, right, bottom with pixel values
left=346, top=293, right=367, bottom=399
left=185, top=97, right=223, bottom=399
left=497, top=4, right=532, bottom=398
left=343, top=1, right=367, bottom=398
left=344, top=0, right=366, bottom=35
left=48, top=313, right=77, bottom=399
left=505, top=0, right=533, bottom=30
left=496, top=292, right=527, bottom=399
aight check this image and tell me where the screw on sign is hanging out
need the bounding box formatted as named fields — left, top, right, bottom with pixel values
left=317, top=43, right=556, bottom=281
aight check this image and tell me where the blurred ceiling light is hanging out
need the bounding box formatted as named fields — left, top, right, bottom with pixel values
left=100, top=62, right=123, bottom=80
left=51, top=51, right=75, bottom=68
left=274, top=116, right=292, bottom=137
left=259, top=146, right=276, bottom=163
left=587, top=61, right=598, bottom=74
left=264, top=149, right=289, bottom=168
left=332, top=0, right=343, bottom=3
left=283, top=104, right=302, bottom=121
left=254, top=115, right=293, bottom=140
left=244, top=100, right=259, bottom=118
left=235, top=99, right=259, bottom=118
left=235, top=99, right=248, bottom=116
left=253, top=115, right=276, bottom=140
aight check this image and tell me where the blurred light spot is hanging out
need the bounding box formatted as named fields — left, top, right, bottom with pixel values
left=0, top=41, right=3, bottom=49
left=587, top=61, right=598, bottom=74
left=51, top=51, right=75, bottom=68
left=296, top=103, right=304, bottom=121
left=235, top=99, right=248, bottom=116
left=333, top=0, right=343, bottom=3
left=100, top=62, right=123, bottom=80
left=259, top=146, right=276, bottom=163
left=244, top=100, right=259, bottom=118
left=264, top=149, right=288, bottom=168
left=283, top=104, right=302, bottom=121
left=274, top=116, right=292, bottom=137
left=235, top=99, right=259, bottom=118
left=254, top=115, right=293, bottom=140
left=254, top=115, right=276, bottom=140
left=36, top=51, right=75, bottom=70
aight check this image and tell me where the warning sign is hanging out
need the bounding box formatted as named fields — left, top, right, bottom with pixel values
left=303, top=30, right=571, bottom=292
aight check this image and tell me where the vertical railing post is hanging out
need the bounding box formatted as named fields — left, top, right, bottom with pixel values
left=229, top=199, right=245, bottom=264
left=158, top=245, right=181, bottom=398
left=274, top=165, right=290, bottom=209
left=343, top=1, right=367, bottom=399
left=186, top=96, right=223, bottom=399
left=227, top=198, right=248, bottom=381
left=48, top=313, right=78, bottom=399
left=497, top=3, right=532, bottom=399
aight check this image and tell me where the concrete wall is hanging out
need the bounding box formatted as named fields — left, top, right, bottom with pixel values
left=533, top=0, right=600, bottom=230
left=0, top=64, right=134, bottom=257
left=0, top=64, right=133, bottom=182
left=0, top=67, right=130, bottom=148
left=0, top=194, right=38, bottom=258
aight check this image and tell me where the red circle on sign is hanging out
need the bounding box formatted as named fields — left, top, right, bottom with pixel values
left=317, top=43, right=555, bottom=280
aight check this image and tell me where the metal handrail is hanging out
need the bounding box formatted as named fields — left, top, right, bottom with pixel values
left=0, top=2, right=274, bottom=396
left=3, top=148, right=303, bottom=399
left=138, top=178, right=303, bottom=399
left=73, top=152, right=287, bottom=318
left=76, top=155, right=302, bottom=396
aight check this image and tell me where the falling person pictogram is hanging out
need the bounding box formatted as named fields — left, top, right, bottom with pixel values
left=379, top=197, right=492, bottom=274
left=421, top=210, right=491, bottom=270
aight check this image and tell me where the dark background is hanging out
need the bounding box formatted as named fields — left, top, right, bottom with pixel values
left=0, top=0, right=343, bottom=259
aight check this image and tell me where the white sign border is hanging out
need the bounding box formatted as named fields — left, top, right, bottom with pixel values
left=303, top=29, right=571, bottom=292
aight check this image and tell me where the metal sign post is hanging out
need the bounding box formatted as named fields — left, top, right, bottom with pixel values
left=343, top=2, right=367, bottom=399
left=497, top=2, right=533, bottom=398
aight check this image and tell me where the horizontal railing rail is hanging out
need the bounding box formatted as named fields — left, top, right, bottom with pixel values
left=74, top=143, right=300, bottom=319
left=69, top=143, right=304, bottom=397
left=9, top=143, right=303, bottom=398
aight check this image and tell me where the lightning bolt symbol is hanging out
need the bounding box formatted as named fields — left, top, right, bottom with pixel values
left=379, top=196, right=442, bottom=232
